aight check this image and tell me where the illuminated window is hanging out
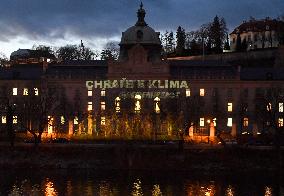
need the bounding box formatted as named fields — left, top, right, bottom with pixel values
left=279, top=103, right=283, bottom=112
left=115, top=97, right=121, bottom=113
left=200, top=118, right=205, bottom=127
left=88, top=102, right=92, bottom=111
left=13, top=116, right=17, bottom=124
left=227, top=118, right=233, bottom=127
left=200, top=89, right=205, bottom=96
left=228, top=103, right=233, bottom=112
left=213, top=118, right=217, bottom=127
left=267, top=103, right=272, bottom=111
left=185, top=89, right=191, bottom=97
left=134, top=94, right=142, bottom=113
left=74, top=116, right=78, bottom=125
left=12, top=88, right=17, bottom=96
left=101, top=116, right=106, bottom=125
left=88, top=90, right=92, bottom=97
left=154, top=97, right=160, bottom=114
left=279, top=118, right=284, bottom=127
left=23, top=88, right=28, bottom=96
left=47, top=116, right=54, bottom=134
left=34, top=88, right=39, bottom=96
left=101, top=89, right=106, bottom=97
left=243, top=118, right=249, bottom=127
left=1, top=116, right=6, bottom=124
left=101, top=101, right=106, bottom=111
left=60, top=116, right=65, bottom=125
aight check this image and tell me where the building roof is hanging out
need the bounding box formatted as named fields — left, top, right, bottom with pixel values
left=10, top=49, right=55, bottom=60
left=168, top=60, right=228, bottom=67
left=170, top=64, right=238, bottom=80
left=230, top=18, right=284, bottom=34
left=50, top=60, right=107, bottom=66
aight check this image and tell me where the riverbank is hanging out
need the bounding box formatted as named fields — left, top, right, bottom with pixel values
left=0, top=143, right=283, bottom=172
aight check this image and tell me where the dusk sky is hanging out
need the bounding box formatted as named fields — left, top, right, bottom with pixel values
left=0, top=0, right=284, bottom=57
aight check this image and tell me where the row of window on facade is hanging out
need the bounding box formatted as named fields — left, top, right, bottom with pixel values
left=87, top=98, right=284, bottom=114
left=199, top=117, right=284, bottom=128
left=2, top=115, right=283, bottom=129
left=12, top=88, right=39, bottom=96
left=232, top=32, right=277, bottom=44
left=89, top=88, right=284, bottom=99
left=87, top=94, right=159, bottom=114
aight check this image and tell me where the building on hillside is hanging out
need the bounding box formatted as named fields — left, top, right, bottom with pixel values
left=0, top=4, right=284, bottom=142
left=230, top=17, right=284, bottom=51
left=10, top=49, right=55, bottom=65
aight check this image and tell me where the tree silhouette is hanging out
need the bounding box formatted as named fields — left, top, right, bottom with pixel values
left=176, top=26, right=186, bottom=56
left=209, top=16, right=228, bottom=53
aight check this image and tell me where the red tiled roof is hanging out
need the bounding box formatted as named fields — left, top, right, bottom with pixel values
left=230, top=18, right=284, bottom=34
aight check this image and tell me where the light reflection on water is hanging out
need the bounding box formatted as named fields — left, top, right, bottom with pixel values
left=1, top=170, right=282, bottom=196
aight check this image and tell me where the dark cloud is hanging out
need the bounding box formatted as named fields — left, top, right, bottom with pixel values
left=0, top=0, right=283, bottom=44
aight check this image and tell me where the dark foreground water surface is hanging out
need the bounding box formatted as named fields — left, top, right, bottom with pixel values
left=0, top=169, right=283, bottom=196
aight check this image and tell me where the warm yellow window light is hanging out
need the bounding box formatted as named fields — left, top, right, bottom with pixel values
left=279, top=118, right=284, bottom=127
left=101, top=89, right=106, bottom=96
left=34, top=88, right=39, bottom=96
left=154, top=97, right=160, bottom=114
left=213, top=118, right=217, bottom=127
left=47, top=116, right=54, bottom=134
left=279, top=102, right=283, bottom=112
left=200, top=88, right=205, bottom=96
left=267, top=103, right=272, bottom=111
left=88, top=90, right=92, bottom=97
left=243, top=118, right=249, bottom=127
left=13, top=116, right=17, bottom=124
left=115, top=97, right=121, bottom=113
left=186, top=89, right=191, bottom=97
left=88, top=102, right=93, bottom=111
left=101, top=116, right=106, bottom=125
left=1, top=116, right=6, bottom=124
left=227, top=118, right=233, bottom=127
left=228, top=102, right=233, bottom=112
left=12, top=88, right=17, bottom=96
left=101, top=101, right=106, bottom=111
left=74, top=116, right=79, bottom=125
left=60, top=116, right=65, bottom=125
left=23, top=88, right=28, bottom=96
left=200, top=118, right=205, bottom=127
left=134, top=94, right=142, bottom=113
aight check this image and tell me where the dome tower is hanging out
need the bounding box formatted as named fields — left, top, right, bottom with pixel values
left=119, top=2, right=162, bottom=62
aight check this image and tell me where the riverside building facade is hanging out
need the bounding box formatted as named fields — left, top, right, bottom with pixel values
left=1, top=4, right=284, bottom=141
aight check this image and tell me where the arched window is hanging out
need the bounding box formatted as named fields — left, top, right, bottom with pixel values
left=154, top=97, right=160, bottom=114
left=115, top=97, right=121, bottom=113
left=134, top=94, right=142, bottom=113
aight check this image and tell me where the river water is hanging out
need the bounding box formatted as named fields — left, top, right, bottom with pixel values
left=0, top=169, right=282, bottom=196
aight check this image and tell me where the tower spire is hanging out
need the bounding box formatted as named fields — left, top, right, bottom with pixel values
left=135, top=1, right=147, bottom=26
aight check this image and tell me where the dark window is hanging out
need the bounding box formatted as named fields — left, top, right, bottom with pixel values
left=242, top=103, right=248, bottom=112
left=227, top=88, right=233, bottom=98
left=248, top=35, right=251, bottom=42
left=254, top=34, right=258, bottom=42
left=243, top=88, right=248, bottom=98
left=266, top=72, right=273, bottom=80
left=212, top=88, right=218, bottom=97
left=137, top=30, right=143, bottom=40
